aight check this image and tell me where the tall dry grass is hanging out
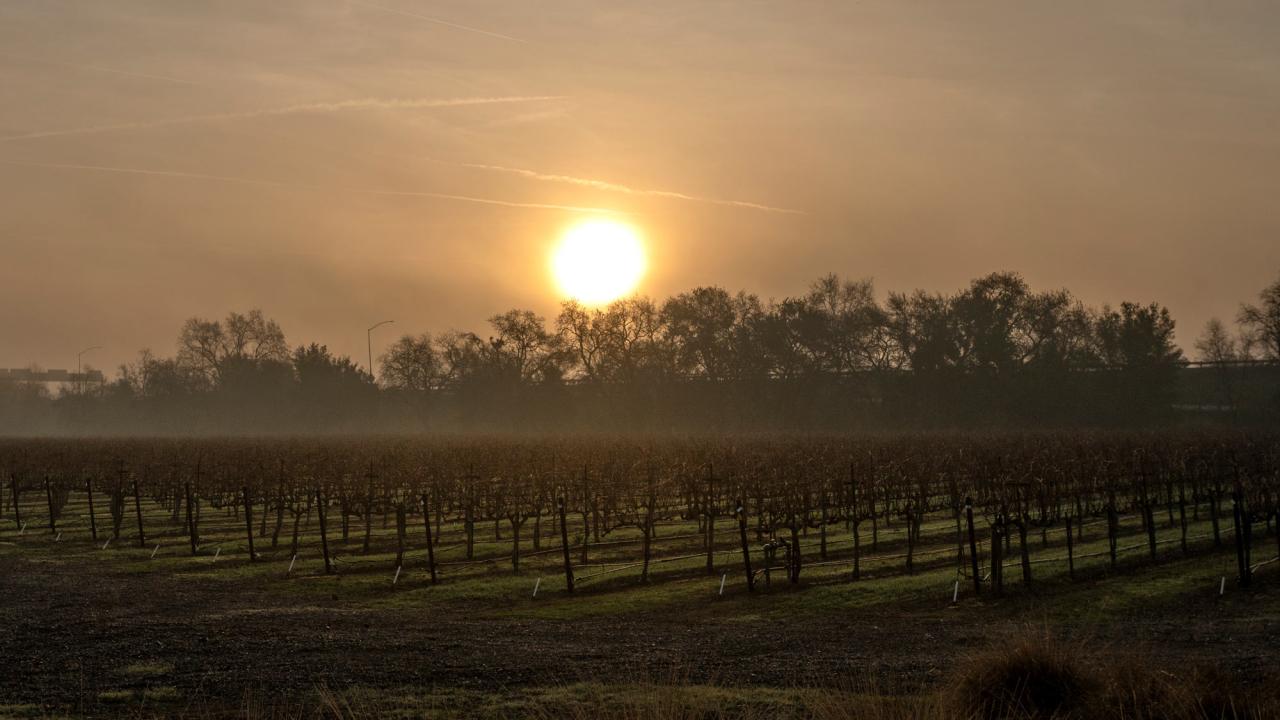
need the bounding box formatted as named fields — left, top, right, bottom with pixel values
left=133, top=636, right=1279, bottom=720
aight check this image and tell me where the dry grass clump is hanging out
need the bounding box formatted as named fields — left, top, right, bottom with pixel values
left=943, top=632, right=1094, bottom=719
left=93, top=640, right=1280, bottom=720
left=938, top=632, right=1276, bottom=720
left=1094, top=663, right=1273, bottom=720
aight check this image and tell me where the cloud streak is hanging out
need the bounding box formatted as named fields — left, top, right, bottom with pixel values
left=0, top=159, right=619, bottom=214
left=0, top=51, right=201, bottom=86
left=440, top=159, right=805, bottom=215
left=1, top=96, right=566, bottom=142
left=348, top=0, right=525, bottom=43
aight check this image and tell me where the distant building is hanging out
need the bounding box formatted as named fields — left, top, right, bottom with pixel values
left=0, top=368, right=105, bottom=385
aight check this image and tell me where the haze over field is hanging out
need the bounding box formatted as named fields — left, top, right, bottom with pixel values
left=2, top=1, right=1279, bottom=373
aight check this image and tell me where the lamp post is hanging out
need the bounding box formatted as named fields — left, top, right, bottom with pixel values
left=76, top=346, right=102, bottom=395
left=367, top=320, right=394, bottom=382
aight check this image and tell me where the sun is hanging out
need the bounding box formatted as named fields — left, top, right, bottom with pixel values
left=550, top=219, right=647, bottom=305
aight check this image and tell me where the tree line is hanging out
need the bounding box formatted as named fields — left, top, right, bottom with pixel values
left=3, top=271, right=1278, bottom=434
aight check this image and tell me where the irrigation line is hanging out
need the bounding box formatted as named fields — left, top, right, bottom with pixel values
left=1249, top=556, right=1280, bottom=573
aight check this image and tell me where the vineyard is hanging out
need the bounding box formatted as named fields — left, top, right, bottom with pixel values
left=4, top=432, right=1279, bottom=600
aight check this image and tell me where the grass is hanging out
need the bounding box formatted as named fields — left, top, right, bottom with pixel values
left=121, top=663, right=175, bottom=677
left=4, top=492, right=1280, bottom=719
left=56, top=663, right=1279, bottom=719
left=2, top=490, right=1276, bottom=627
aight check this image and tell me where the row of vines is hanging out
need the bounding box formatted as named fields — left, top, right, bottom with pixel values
left=2, top=432, right=1278, bottom=595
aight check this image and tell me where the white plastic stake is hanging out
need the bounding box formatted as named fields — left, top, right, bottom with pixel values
left=213, top=547, right=220, bottom=560
left=18, top=522, right=26, bottom=536
left=287, top=554, right=297, bottom=575
left=102, top=537, right=111, bottom=550
left=55, top=532, right=61, bottom=542
left=393, top=566, right=402, bottom=585
left=952, top=580, right=959, bottom=604
left=1219, top=576, right=1226, bottom=596
left=151, top=544, right=160, bottom=559
left=532, top=577, right=541, bottom=598
left=718, top=571, right=728, bottom=596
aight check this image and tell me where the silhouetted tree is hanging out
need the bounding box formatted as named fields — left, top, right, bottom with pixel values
left=1195, top=319, right=1240, bottom=364
left=487, top=310, right=566, bottom=383
left=176, top=309, right=289, bottom=385
left=435, top=330, right=489, bottom=385
left=1238, top=274, right=1280, bottom=360
left=119, top=350, right=203, bottom=398
left=556, top=301, right=609, bottom=381
left=798, top=274, right=888, bottom=374
left=953, top=272, right=1032, bottom=375
left=886, top=290, right=961, bottom=374
left=1196, top=318, right=1244, bottom=414
left=292, top=344, right=374, bottom=430
left=661, top=287, right=764, bottom=381
left=11, top=272, right=1277, bottom=434
left=601, top=297, right=676, bottom=382
left=379, top=334, right=442, bottom=391
left=1094, top=301, right=1183, bottom=418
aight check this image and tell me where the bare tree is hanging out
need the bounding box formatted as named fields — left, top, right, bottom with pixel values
left=487, top=310, right=566, bottom=383
left=379, top=334, right=443, bottom=391
left=1196, top=318, right=1243, bottom=414
left=176, top=309, right=289, bottom=384
left=556, top=301, right=609, bottom=381
left=1195, top=318, right=1240, bottom=364
left=1238, top=275, right=1280, bottom=360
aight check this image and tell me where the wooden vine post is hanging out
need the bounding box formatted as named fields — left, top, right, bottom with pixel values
left=242, top=486, right=256, bottom=562
left=904, top=503, right=916, bottom=575
left=420, top=492, right=437, bottom=584
left=1274, top=506, right=1280, bottom=567
left=316, top=487, right=333, bottom=575
left=1178, top=484, right=1189, bottom=555
left=965, top=497, right=980, bottom=596
left=641, top=483, right=656, bottom=583
left=10, top=475, right=19, bottom=526
left=1209, top=471, right=1222, bottom=548
left=1142, top=479, right=1157, bottom=560
left=1017, top=519, right=1031, bottom=586
left=464, top=472, right=476, bottom=560
left=1106, top=495, right=1119, bottom=570
left=705, top=463, right=716, bottom=575
left=819, top=489, right=828, bottom=561
left=133, top=477, right=146, bottom=548
left=990, top=515, right=1004, bottom=596
left=184, top=481, right=198, bottom=556
left=851, top=464, right=861, bottom=581
left=362, top=463, right=375, bottom=555
left=558, top=496, right=574, bottom=593
left=1065, top=517, right=1075, bottom=580
left=85, top=477, right=98, bottom=541
left=394, top=503, right=406, bottom=571
left=736, top=499, right=754, bottom=592
left=1232, top=489, right=1250, bottom=589
left=44, top=478, right=56, bottom=533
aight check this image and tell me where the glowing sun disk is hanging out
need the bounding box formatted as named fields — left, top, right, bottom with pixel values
left=551, top=220, right=647, bottom=304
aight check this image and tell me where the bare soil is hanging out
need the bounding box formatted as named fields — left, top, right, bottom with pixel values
left=2, top=551, right=1277, bottom=716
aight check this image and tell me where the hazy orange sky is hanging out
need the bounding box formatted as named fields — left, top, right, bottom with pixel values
left=2, top=1, right=1278, bottom=373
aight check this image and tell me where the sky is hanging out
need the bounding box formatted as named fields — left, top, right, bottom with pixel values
left=2, top=0, right=1278, bottom=374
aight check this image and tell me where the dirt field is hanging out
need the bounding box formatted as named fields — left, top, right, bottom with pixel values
left=3, top=534, right=1278, bottom=717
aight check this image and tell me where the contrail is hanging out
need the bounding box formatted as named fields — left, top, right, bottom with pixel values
left=348, top=0, right=525, bottom=43
left=0, top=51, right=201, bottom=86
left=1, top=96, right=565, bottom=142
left=441, top=160, right=805, bottom=215
left=0, top=159, right=620, bottom=214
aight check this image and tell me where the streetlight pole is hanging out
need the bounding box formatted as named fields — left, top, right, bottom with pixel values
left=76, top=346, right=102, bottom=395
left=367, top=320, right=394, bottom=382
